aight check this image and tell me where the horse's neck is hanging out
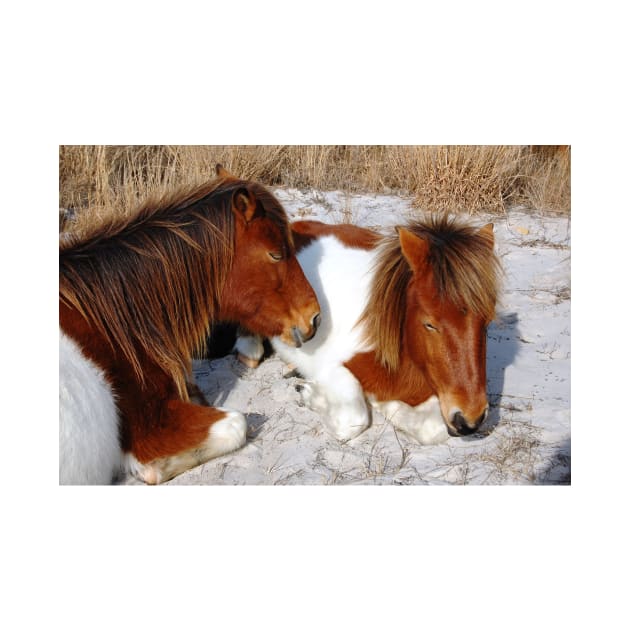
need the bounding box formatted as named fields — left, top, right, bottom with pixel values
left=345, top=349, right=434, bottom=406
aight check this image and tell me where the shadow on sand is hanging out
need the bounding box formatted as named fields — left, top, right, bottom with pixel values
left=199, top=322, right=276, bottom=439
left=535, top=438, right=571, bottom=485
left=486, top=311, right=521, bottom=430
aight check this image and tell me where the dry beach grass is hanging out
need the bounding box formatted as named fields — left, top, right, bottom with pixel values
left=59, top=145, right=570, bottom=232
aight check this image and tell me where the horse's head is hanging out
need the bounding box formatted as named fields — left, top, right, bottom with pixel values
left=399, top=222, right=498, bottom=437
left=217, top=166, right=320, bottom=347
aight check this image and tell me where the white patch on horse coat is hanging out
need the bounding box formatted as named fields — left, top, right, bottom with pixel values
left=123, top=408, right=247, bottom=485
left=272, top=236, right=377, bottom=377
left=59, top=329, right=122, bottom=484
left=298, top=371, right=370, bottom=441
left=370, top=395, right=448, bottom=445
left=269, top=236, right=377, bottom=440
left=207, top=409, right=248, bottom=457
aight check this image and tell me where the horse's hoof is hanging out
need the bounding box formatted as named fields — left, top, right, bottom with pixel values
left=141, top=466, right=162, bottom=485
left=332, top=423, right=369, bottom=443
left=283, top=366, right=302, bottom=379
left=237, top=353, right=260, bottom=369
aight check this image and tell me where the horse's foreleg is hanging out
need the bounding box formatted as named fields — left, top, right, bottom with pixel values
left=371, top=396, right=448, bottom=445
left=234, top=334, right=265, bottom=368
left=299, top=366, right=370, bottom=442
left=125, top=401, right=247, bottom=484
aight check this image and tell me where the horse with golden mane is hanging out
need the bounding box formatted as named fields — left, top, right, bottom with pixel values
left=236, top=215, right=500, bottom=444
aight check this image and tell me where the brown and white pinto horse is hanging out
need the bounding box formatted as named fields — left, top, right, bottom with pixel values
left=235, top=216, right=500, bottom=444
left=59, top=166, right=320, bottom=484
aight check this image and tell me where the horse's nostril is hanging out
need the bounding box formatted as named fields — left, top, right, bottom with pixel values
left=451, top=411, right=477, bottom=436
left=291, top=326, right=303, bottom=348
left=477, top=407, right=489, bottom=425
left=312, top=312, right=321, bottom=332
left=298, top=313, right=321, bottom=344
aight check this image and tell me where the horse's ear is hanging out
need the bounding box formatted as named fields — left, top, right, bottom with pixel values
left=216, top=163, right=234, bottom=178
left=398, top=227, right=429, bottom=271
left=232, top=188, right=259, bottom=223
left=479, top=222, right=494, bottom=246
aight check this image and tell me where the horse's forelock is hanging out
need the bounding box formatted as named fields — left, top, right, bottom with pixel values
left=411, top=215, right=500, bottom=320
left=360, top=214, right=500, bottom=371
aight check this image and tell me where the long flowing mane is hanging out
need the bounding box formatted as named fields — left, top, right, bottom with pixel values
left=59, top=176, right=291, bottom=397
left=359, top=214, right=501, bottom=371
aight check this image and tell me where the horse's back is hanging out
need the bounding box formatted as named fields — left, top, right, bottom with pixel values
left=292, top=220, right=380, bottom=252
left=59, top=330, right=121, bottom=485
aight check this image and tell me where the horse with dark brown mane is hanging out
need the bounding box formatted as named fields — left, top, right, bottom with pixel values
left=235, top=215, right=500, bottom=444
left=59, top=165, right=320, bottom=484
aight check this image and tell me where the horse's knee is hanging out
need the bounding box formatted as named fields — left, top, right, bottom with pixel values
left=408, top=396, right=448, bottom=444
left=375, top=396, right=448, bottom=445
left=328, top=403, right=370, bottom=442
left=304, top=368, right=371, bottom=442
left=297, top=381, right=329, bottom=414
left=416, top=415, right=449, bottom=445
left=206, top=410, right=247, bottom=458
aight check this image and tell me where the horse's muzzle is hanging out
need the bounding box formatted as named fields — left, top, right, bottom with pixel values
left=291, top=312, right=321, bottom=347
left=447, top=407, right=488, bottom=437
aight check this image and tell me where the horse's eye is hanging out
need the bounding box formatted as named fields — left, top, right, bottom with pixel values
left=268, top=252, right=284, bottom=261
left=424, top=322, right=438, bottom=332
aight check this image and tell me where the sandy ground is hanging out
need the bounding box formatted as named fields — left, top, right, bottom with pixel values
left=120, top=189, right=570, bottom=485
